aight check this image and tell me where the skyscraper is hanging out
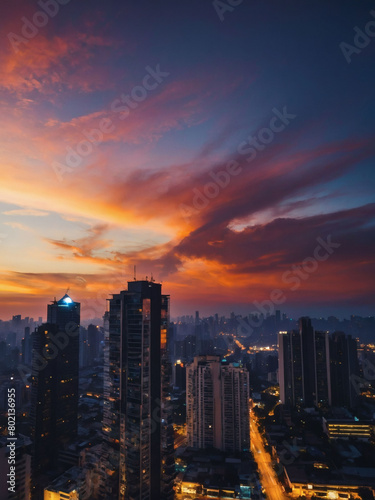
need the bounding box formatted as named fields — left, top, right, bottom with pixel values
left=278, top=317, right=331, bottom=408
left=278, top=330, right=303, bottom=407
left=314, top=329, right=331, bottom=406
left=30, top=294, right=80, bottom=498
left=299, top=317, right=316, bottom=407
left=329, top=332, right=359, bottom=408
left=103, top=280, right=174, bottom=500
left=88, top=323, right=100, bottom=365
left=186, top=355, right=250, bottom=453
left=22, top=326, right=32, bottom=366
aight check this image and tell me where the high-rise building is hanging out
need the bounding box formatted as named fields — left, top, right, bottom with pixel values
left=314, top=329, right=331, bottom=406
left=278, top=318, right=331, bottom=408
left=299, top=317, right=316, bottom=407
left=103, top=280, right=174, bottom=500
left=278, top=330, right=303, bottom=407
left=87, top=323, right=100, bottom=365
left=329, top=332, right=359, bottom=408
left=275, top=309, right=281, bottom=326
left=30, top=294, right=80, bottom=498
left=46, top=294, right=80, bottom=332
left=221, top=363, right=251, bottom=452
left=186, top=355, right=250, bottom=453
left=173, top=360, right=187, bottom=390
left=79, top=326, right=88, bottom=368
left=22, top=326, right=32, bottom=366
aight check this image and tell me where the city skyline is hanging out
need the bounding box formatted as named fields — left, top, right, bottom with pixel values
left=0, top=280, right=374, bottom=499
left=1, top=2, right=375, bottom=498
left=0, top=0, right=375, bottom=320
left=1, top=300, right=374, bottom=326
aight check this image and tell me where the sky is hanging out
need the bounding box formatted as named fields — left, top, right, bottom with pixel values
left=0, top=0, right=374, bottom=320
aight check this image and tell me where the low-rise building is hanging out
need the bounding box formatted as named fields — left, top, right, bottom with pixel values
left=323, top=418, right=374, bottom=441
left=285, top=463, right=375, bottom=499
left=175, top=450, right=260, bottom=500
left=44, top=467, right=87, bottom=500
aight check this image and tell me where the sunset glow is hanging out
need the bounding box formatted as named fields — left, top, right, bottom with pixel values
left=0, top=1, right=374, bottom=320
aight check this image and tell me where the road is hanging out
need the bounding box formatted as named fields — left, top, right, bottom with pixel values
left=174, top=432, right=187, bottom=449
left=250, top=412, right=288, bottom=500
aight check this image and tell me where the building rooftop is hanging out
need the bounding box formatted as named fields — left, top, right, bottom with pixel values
left=44, top=466, right=84, bottom=493
left=56, top=293, right=75, bottom=305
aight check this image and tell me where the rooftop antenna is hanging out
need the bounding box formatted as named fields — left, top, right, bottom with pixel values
left=134, top=265, right=137, bottom=281
left=65, top=287, right=70, bottom=295
left=151, top=272, right=154, bottom=282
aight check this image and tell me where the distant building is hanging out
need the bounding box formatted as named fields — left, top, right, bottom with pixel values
left=79, top=326, right=89, bottom=369
left=279, top=320, right=361, bottom=410
left=22, top=326, right=32, bottom=366
left=278, top=318, right=331, bottom=408
left=186, top=355, right=250, bottom=452
left=278, top=330, right=304, bottom=407
left=329, top=332, right=359, bottom=408
left=87, top=324, right=100, bottom=365
left=314, top=329, right=331, bottom=406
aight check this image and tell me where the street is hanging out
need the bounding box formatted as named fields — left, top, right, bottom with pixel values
left=250, top=412, right=288, bottom=500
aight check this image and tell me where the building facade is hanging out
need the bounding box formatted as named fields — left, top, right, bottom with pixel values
left=186, top=355, right=250, bottom=453
left=103, top=280, right=174, bottom=500
left=278, top=318, right=331, bottom=408
left=329, top=332, right=359, bottom=408
left=30, top=294, right=80, bottom=499
left=278, top=330, right=304, bottom=407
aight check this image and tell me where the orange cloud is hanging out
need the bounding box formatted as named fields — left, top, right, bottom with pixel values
left=1, top=35, right=113, bottom=96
